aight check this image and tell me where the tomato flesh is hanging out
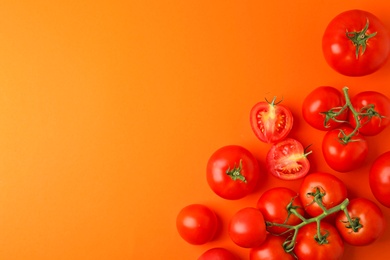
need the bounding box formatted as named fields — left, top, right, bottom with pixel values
left=369, top=151, right=390, bottom=208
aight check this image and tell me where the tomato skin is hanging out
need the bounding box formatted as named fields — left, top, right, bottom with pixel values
left=369, top=151, right=390, bottom=208
left=249, top=235, right=295, bottom=260
left=206, top=145, right=260, bottom=200
left=228, top=207, right=267, bottom=248
left=335, top=198, right=385, bottom=246
left=176, top=204, right=218, bottom=245
left=349, top=91, right=390, bottom=136
left=322, top=9, right=390, bottom=76
left=198, top=248, right=238, bottom=260
left=257, top=187, right=304, bottom=234
left=299, top=172, right=348, bottom=218
left=294, top=222, right=344, bottom=260
left=322, top=125, right=368, bottom=172
left=266, top=138, right=310, bottom=180
left=250, top=99, right=293, bottom=143
left=302, top=86, right=347, bottom=131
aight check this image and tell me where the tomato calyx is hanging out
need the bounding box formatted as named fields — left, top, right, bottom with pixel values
left=226, top=160, right=247, bottom=183
left=340, top=217, right=363, bottom=233
left=346, top=18, right=377, bottom=59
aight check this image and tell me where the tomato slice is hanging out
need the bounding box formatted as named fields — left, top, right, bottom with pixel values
left=266, top=138, right=310, bottom=180
left=250, top=98, right=293, bottom=143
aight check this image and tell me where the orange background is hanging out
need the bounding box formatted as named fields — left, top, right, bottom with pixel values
left=1, top=1, right=390, bottom=259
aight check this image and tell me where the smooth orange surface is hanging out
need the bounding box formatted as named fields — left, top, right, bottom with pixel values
left=1, top=1, right=390, bottom=259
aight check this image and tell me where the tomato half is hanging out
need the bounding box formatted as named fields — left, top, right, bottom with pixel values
left=299, top=172, right=348, bottom=218
left=249, top=235, right=295, bottom=260
left=266, top=138, right=310, bottom=180
left=302, top=86, right=347, bottom=130
left=257, top=187, right=304, bottom=234
left=250, top=98, right=293, bottom=143
left=206, top=145, right=261, bottom=200
left=322, top=125, right=368, bottom=172
left=198, top=248, right=238, bottom=260
left=369, top=151, right=390, bottom=208
left=176, top=204, right=218, bottom=245
left=335, top=198, right=385, bottom=246
left=322, top=9, right=390, bottom=76
left=349, top=91, right=390, bottom=136
left=228, top=207, right=267, bottom=248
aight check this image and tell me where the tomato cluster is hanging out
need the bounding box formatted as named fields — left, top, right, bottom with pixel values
left=176, top=9, right=390, bottom=260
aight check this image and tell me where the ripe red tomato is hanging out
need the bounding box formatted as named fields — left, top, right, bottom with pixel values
left=257, top=187, right=304, bottom=234
left=249, top=235, right=295, bottom=260
left=322, top=125, right=368, bottom=172
left=176, top=204, right=218, bottom=245
left=335, top=198, right=385, bottom=246
left=250, top=98, right=293, bottom=143
left=228, top=207, right=267, bottom=248
left=299, top=172, right=348, bottom=218
left=369, top=151, right=390, bottom=208
left=266, top=138, right=310, bottom=180
left=206, top=145, right=260, bottom=200
left=198, top=248, right=238, bottom=260
left=302, top=86, right=347, bottom=130
left=348, top=91, right=390, bottom=136
left=322, top=9, right=390, bottom=76
left=294, top=222, right=344, bottom=260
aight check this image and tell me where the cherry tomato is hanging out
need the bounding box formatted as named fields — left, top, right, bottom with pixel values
left=294, top=222, right=344, bottom=260
left=176, top=204, right=218, bottom=245
left=349, top=91, right=390, bottom=136
left=266, top=138, right=310, bottom=180
left=335, top=198, right=385, bottom=246
left=302, top=86, right=347, bottom=130
left=228, top=207, right=267, bottom=248
left=206, top=145, right=260, bottom=200
left=198, top=248, right=238, bottom=260
left=322, top=9, right=390, bottom=76
left=299, top=172, right=348, bottom=218
left=249, top=235, right=295, bottom=260
left=370, top=151, right=390, bottom=208
left=250, top=98, right=293, bottom=143
left=322, top=125, right=368, bottom=172
left=257, top=187, right=304, bottom=234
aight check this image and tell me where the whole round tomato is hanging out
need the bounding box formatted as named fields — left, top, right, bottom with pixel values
left=257, top=187, right=304, bottom=234
left=228, top=207, right=267, bottom=248
left=370, top=151, right=390, bottom=207
left=322, top=125, right=368, bottom=172
left=322, top=9, right=390, bottom=76
left=335, top=198, right=385, bottom=246
left=198, top=248, right=238, bottom=260
left=250, top=98, right=293, bottom=143
left=249, top=235, right=295, bottom=260
left=299, top=172, right=348, bottom=218
left=266, top=138, right=310, bottom=180
left=349, top=91, right=390, bottom=136
left=207, top=145, right=260, bottom=200
left=176, top=204, right=218, bottom=245
left=302, top=86, right=348, bottom=130
left=294, top=222, right=344, bottom=260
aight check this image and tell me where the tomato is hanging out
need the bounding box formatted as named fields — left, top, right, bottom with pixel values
left=299, top=172, right=348, bottom=218
left=322, top=9, right=390, bottom=76
left=198, top=248, right=238, bottom=260
left=322, top=125, right=368, bottom=172
left=206, top=145, right=260, bottom=200
left=302, top=86, right=348, bottom=131
left=266, top=138, right=310, bottom=180
left=369, top=151, right=390, bottom=207
left=257, top=187, right=304, bottom=234
left=176, top=204, right=218, bottom=245
left=228, top=207, right=267, bottom=248
left=335, top=198, right=385, bottom=246
left=250, top=98, right=293, bottom=143
left=249, top=235, right=295, bottom=260
left=294, top=222, right=344, bottom=260
left=348, top=91, right=390, bottom=136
